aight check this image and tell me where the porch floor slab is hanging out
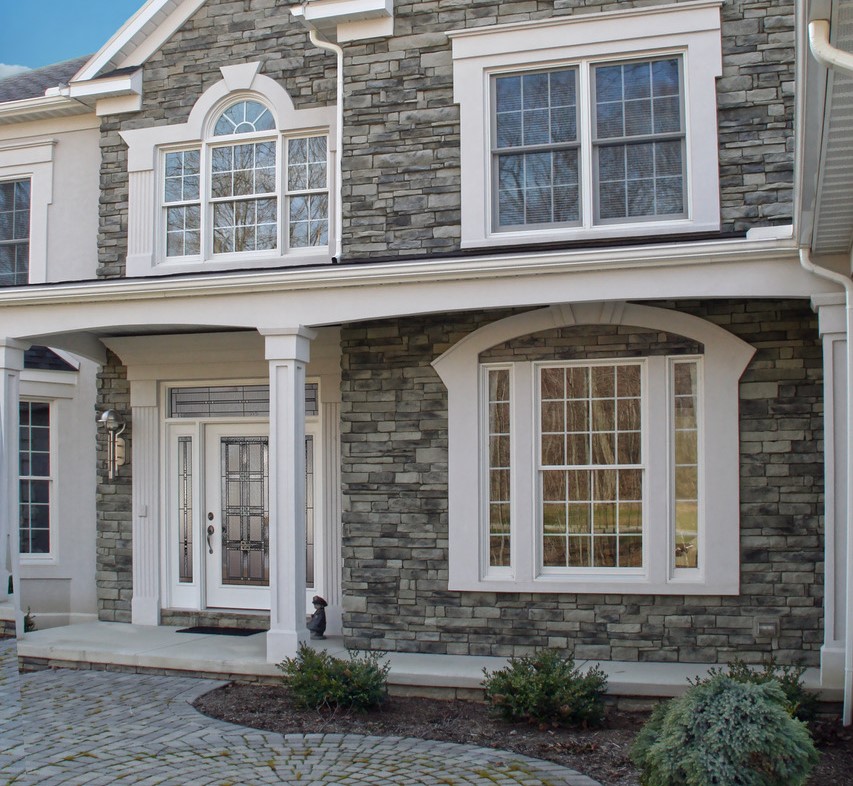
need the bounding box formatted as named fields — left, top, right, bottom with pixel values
left=15, top=621, right=837, bottom=700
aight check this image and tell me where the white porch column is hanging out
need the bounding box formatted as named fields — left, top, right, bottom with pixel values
left=0, top=340, right=27, bottom=636
left=262, top=327, right=316, bottom=663
left=813, top=294, right=848, bottom=688
left=130, top=380, right=161, bottom=626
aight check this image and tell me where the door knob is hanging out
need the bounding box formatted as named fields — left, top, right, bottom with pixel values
left=207, top=524, right=215, bottom=554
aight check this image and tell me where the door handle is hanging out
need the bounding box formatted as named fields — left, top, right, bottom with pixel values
left=207, top=523, right=215, bottom=554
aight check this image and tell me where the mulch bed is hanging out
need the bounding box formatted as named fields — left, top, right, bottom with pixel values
left=194, top=684, right=853, bottom=786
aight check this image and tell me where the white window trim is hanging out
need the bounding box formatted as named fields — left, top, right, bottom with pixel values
left=432, top=301, right=754, bottom=595
left=0, top=138, right=56, bottom=285
left=449, top=0, right=722, bottom=249
left=121, top=62, right=336, bottom=277
left=17, top=398, right=56, bottom=564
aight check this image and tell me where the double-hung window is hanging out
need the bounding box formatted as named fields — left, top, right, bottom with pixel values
left=451, top=1, right=722, bottom=247
left=162, top=100, right=328, bottom=261
left=19, top=400, right=51, bottom=556
left=0, top=178, right=30, bottom=287
left=493, top=56, right=686, bottom=232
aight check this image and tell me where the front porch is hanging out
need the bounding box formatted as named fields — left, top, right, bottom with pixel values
left=14, top=621, right=838, bottom=703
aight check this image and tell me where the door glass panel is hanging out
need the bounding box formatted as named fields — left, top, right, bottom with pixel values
left=220, top=436, right=269, bottom=586
left=177, top=436, right=193, bottom=583
left=306, top=435, right=315, bottom=587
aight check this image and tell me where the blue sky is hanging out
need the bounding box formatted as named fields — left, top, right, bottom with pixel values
left=0, top=1, right=145, bottom=75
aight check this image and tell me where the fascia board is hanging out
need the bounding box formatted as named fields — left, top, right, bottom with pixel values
left=74, top=0, right=206, bottom=83
left=68, top=71, right=143, bottom=100
left=298, top=0, right=393, bottom=24
left=0, top=236, right=807, bottom=307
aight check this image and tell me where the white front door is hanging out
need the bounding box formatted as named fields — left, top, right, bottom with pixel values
left=204, top=423, right=271, bottom=610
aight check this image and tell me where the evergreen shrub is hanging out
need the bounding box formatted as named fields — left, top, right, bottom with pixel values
left=631, top=674, right=819, bottom=786
left=483, top=649, right=608, bottom=727
left=277, top=644, right=389, bottom=711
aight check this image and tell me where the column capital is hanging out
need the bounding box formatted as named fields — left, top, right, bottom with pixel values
left=811, top=294, right=847, bottom=337
left=261, top=326, right=317, bottom=363
left=0, top=339, right=29, bottom=371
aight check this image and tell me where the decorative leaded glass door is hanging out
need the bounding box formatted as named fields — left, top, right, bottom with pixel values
left=204, top=423, right=271, bottom=609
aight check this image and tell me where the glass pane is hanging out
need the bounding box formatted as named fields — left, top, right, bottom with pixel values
left=487, top=369, right=511, bottom=567
left=177, top=436, right=193, bottom=583
left=214, top=100, right=275, bottom=136
left=672, top=361, right=700, bottom=570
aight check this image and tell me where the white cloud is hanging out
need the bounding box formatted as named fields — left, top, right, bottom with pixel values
left=0, top=64, right=32, bottom=80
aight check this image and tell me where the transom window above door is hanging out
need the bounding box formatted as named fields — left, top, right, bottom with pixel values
left=162, top=99, right=328, bottom=260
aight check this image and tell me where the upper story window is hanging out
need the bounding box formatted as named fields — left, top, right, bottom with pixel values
left=493, top=57, right=685, bottom=231
left=451, top=1, right=722, bottom=249
left=161, top=100, right=328, bottom=263
left=121, top=64, right=336, bottom=277
left=0, top=179, right=30, bottom=287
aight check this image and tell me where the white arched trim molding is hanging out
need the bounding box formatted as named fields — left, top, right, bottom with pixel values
left=432, top=302, right=756, bottom=595
left=120, top=62, right=336, bottom=277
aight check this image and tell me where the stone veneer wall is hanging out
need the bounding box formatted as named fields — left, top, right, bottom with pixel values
left=95, top=0, right=794, bottom=276
left=96, top=0, right=335, bottom=279
left=339, top=300, right=824, bottom=664
left=96, top=352, right=133, bottom=622
left=341, top=0, right=794, bottom=257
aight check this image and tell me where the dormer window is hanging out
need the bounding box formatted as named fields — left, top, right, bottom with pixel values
left=121, top=64, right=336, bottom=277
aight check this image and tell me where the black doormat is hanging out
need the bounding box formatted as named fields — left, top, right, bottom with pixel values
left=177, top=626, right=265, bottom=637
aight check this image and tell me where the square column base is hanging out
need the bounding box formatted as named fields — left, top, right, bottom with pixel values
left=131, top=596, right=160, bottom=627
left=821, top=645, right=845, bottom=688
left=266, top=627, right=308, bottom=664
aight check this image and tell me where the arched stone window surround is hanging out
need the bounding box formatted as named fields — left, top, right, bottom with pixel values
left=432, top=301, right=755, bottom=595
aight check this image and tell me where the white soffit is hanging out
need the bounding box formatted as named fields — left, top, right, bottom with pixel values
left=813, top=0, right=853, bottom=254
left=74, top=0, right=207, bottom=83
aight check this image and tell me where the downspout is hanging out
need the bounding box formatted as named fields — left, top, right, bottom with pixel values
left=307, top=28, right=344, bottom=262
left=806, top=17, right=853, bottom=727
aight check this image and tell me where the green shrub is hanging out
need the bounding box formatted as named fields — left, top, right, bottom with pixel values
left=277, top=644, right=389, bottom=711
left=631, top=674, right=819, bottom=786
left=690, top=657, right=818, bottom=721
left=482, top=649, right=608, bottom=727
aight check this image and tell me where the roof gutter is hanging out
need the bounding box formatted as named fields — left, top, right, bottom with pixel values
left=292, top=6, right=345, bottom=261
left=806, top=17, right=853, bottom=727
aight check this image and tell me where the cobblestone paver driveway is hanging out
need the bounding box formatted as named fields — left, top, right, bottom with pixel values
left=0, top=640, right=601, bottom=785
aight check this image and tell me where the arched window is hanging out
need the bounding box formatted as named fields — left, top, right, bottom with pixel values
left=161, top=98, right=329, bottom=260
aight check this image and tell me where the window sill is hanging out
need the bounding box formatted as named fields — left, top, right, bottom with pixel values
left=127, top=249, right=333, bottom=277
left=449, top=574, right=739, bottom=596
left=461, top=218, right=722, bottom=251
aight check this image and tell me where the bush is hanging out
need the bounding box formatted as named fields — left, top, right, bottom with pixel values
left=631, top=674, right=819, bottom=786
left=277, top=644, right=389, bottom=711
left=483, top=649, right=608, bottom=728
left=691, top=657, right=818, bottom=721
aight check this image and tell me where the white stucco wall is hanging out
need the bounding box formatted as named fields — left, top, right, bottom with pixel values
left=19, top=357, right=98, bottom=628
left=0, top=114, right=100, bottom=284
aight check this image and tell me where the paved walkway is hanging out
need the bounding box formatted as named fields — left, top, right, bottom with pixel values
left=0, top=640, right=601, bottom=786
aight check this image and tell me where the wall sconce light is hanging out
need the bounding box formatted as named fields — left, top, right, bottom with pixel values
left=99, top=409, right=126, bottom=480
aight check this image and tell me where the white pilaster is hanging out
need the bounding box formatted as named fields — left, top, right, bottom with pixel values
left=0, top=340, right=27, bottom=637
left=813, top=294, right=847, bottom=688
left=263, top=327, right=316, bottom=663
left=130, top=380, right=161, bottom=626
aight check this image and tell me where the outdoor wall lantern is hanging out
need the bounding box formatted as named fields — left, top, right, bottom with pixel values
left=99, top=410, right=127, bottom=480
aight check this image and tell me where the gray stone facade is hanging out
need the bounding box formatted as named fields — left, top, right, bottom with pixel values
left=95, top=352, right=132, bottom=622
left=340, top=300, right=823, bottom=665
left=96, top=0, right=794, bottom=276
